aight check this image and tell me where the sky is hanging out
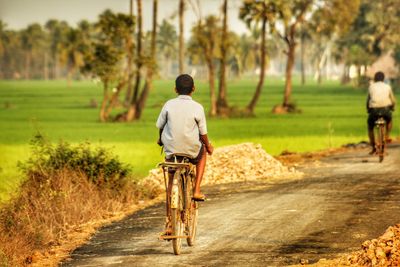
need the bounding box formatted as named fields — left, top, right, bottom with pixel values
left=0, top=0, right=249, bottom=36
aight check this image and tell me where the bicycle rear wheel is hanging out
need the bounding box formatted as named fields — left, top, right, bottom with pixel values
left=171, top=172, right=184, bottom=255
left=379, top=124, right=385, bottom=162
left=186, top=173, right=198, bottom=246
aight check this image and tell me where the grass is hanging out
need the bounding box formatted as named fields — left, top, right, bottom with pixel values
left=0, top=77, right=399, bottom=201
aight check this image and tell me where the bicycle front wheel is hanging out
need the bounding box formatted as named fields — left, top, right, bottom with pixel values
left=186, top=173, right=198, bottom=246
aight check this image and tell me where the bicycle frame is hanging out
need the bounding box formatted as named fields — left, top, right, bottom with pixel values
left=375, top=117, right=386, bottom=162
left=158, top=157, right=196, bottom=238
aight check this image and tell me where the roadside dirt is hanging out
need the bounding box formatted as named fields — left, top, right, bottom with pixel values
left=61, top=143, right=400, bottom=267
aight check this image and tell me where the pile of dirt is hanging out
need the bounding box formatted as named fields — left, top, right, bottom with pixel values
left=344, top=224, right=400, bottom=266
left=141, top=143, right=302, bottom=194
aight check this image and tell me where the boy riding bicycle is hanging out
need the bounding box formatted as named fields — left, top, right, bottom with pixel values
left=367, top=71, right=396, bottom=154
left=156, top=74, right=213, bottom=231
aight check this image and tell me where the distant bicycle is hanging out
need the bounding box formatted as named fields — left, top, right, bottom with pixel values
left=374, top=117, right=386, bottom=162
left=158, top=154, right=199, bottom=255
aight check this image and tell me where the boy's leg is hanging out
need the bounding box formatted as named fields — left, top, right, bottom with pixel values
left=367, top=114, right=376, bottom=154
left=386, top=119, right=393, bottom=142
left=166, top=172, right=174, bottom=217
left=193, top=148, right=207, bottom=199
left=164, top=171, right=173, bottom=234
left=368, top=128, right=376, bottom=154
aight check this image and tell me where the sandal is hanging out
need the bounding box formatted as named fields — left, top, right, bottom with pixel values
left=163, top=218, right=172, bottom=235
left=192, top=194, right=206, bottom=202
left=369, top=148, right=377, bottom=155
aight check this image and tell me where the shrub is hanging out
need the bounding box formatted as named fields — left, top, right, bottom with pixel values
left=0, top=134, right=146, bottom=266
left=19, top=134, right=131, bottom=190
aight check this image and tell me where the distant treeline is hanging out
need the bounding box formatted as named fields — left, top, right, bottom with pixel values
left=0, top=0, right=399, bottom=120
left=0, top=1, right=398, bottom=83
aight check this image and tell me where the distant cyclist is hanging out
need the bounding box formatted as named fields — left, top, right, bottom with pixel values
left=367, top=71, right=396, bottom=154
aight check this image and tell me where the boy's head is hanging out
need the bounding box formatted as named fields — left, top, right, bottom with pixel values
left=175, top=74, right=194, bottom=95
left=374, top=71, right=385, bottom=82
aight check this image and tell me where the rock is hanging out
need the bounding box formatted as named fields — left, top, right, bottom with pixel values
left=345, top=224, right=400, bottom=266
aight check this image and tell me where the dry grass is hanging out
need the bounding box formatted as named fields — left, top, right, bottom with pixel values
left=0, top=167, right=150, bottom=266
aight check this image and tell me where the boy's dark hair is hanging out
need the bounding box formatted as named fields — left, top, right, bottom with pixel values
left=374, top=71, right=385, bottom=82
left=175, top=74, right=194, bottom=95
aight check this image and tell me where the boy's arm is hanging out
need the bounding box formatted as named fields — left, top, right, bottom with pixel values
left=389, top=88, right=396, bottom=110
left=157, top=128, right=163, bottom=146
left=366, top=93, right=371, bottom=113
left=156, top=104, right=168, bottom=146
left=200, top=134, right=213, bottom=155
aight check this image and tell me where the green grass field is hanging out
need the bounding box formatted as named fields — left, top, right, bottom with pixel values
left=0, top=78, right=399, bottom=201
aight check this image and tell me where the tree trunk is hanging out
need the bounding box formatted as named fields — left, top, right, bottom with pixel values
left=127, top=0, right=143, bottom=121
left=207, top=60, right=217, bottom=116
left=135, top=0, right=158, bottom=120
left=217, top=0, right=229, bottom=115
left=356, top=65, right=361, bottom=86
left=100, top=80, right=109, bottom=122
left=178, top=0, right=185, bottom=74
left=25, top=52, right=31, bottom=80
left=44, top=52, right=49, bottom=80
left=125, top=0, right=135, bottom=103
left=105, top=77, right=129, bottom=119
left=300, top=33, right=305, bottom=85
left=67, top=64, right=74, bottom=87
left=283, top=42, right=296, bottom=107
left=55, top=54, right=60, bottom=79
left=247, top=12, right=267, bottom=114
left=341, top=65, right=350, bottom=85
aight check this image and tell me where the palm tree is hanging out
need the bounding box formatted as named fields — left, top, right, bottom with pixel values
left=1, top=28, right=24, bottom=79
left=217, top=0, right=229, bottom=115
left=0, top=21, right=5, bottom=59
left=276, top=0, right=313, bottom=110
left=157, top=19, right=178, bottom=78
left=88, top=9, right=135, bottom=121
left=135, top=0, right=158, bottom=119
left=133, top=0, right=143, bottom=104
left=238, top=31, right=258, bottom=75
left=59, top=26, right=88, bottom=85
left=45, top=20, right=70, bottom=79
left=126, top=0, right=158, bottom=121
left=189, top=15, right=220, bottom=116
left=125, top=0, right=135, bottom=103
left=0, top=21, right=6, bottom=78
left=239, top=0, right=275, bottom=114
left=126, top=0, right=143, bottom=121
left=21, top=23, right=46, bottom=79
left=178, top=0, right=185, bottom=73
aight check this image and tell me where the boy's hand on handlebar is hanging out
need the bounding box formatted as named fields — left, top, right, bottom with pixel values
left=206, top=143, right=214, bottom=155
left=157, top=138, right=163, bottom=146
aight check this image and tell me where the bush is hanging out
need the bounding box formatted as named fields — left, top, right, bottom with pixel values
left=0, top=134, right=145, bottom=266
left=19, top=134, right=131, bottom=190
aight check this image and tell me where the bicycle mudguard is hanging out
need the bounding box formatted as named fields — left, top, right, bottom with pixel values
left=171, top=171, right=180, bottom=209
left=158, top=162, right=191, bottom=169
left=375, top=117, right=386, bottom=125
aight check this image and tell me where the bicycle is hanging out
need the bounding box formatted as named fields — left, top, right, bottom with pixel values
left=374, top=117, right=386, bottom=162
left=158, top=154, right=199, bottom=255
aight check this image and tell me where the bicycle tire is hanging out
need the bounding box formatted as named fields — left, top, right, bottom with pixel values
left=171, top=172, right=183, bottom=255
left=379, top=124, right=385, bottom=162
left=186, top=173, right=198, bottom=246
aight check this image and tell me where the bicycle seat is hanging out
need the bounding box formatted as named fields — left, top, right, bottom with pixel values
left=171, top=153, right=193, bottom=159
left=375, top=117, right=386, bottom=125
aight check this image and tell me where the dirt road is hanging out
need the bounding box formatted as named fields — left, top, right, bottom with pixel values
left=61, top=144, right=400, bottom=266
